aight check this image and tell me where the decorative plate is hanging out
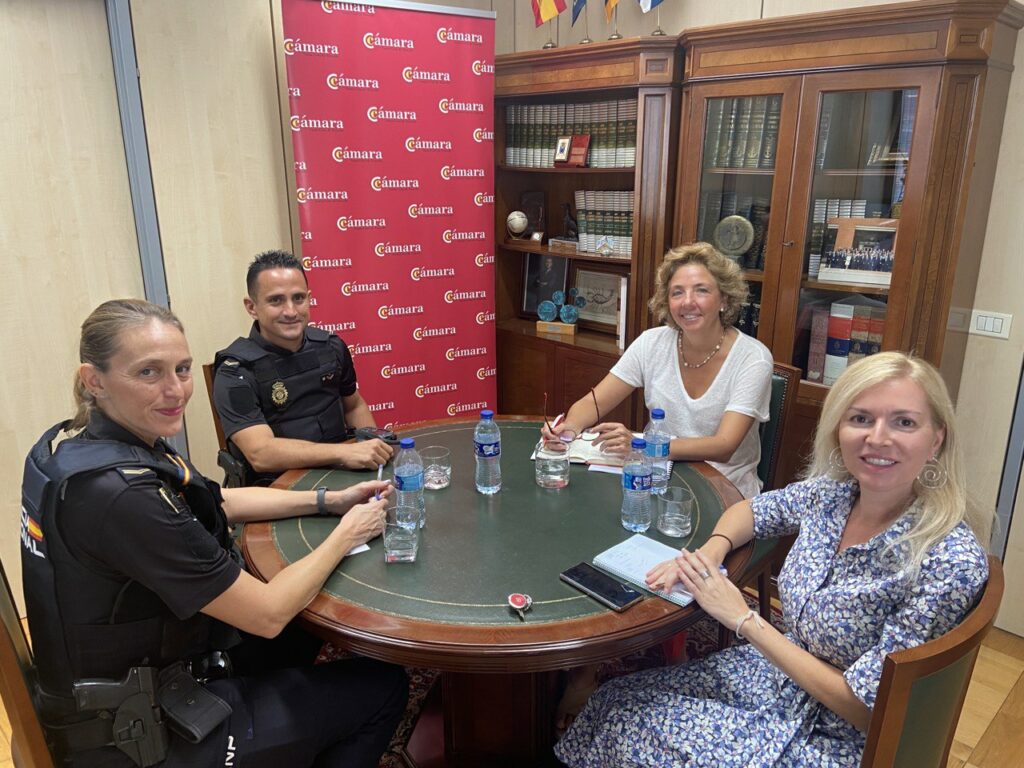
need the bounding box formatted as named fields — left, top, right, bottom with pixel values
left=712, top=215, right=755, bottom=258
left=537, top=300, right=558, bottom=322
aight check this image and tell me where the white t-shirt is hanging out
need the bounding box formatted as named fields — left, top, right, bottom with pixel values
left=610, top=326, right=773, bottom=498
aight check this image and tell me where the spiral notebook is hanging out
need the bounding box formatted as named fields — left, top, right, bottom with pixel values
left=593, top=534, right=724, bottom=608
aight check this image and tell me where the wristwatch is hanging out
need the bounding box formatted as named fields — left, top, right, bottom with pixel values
left=315, top=486, right=330, bottom=516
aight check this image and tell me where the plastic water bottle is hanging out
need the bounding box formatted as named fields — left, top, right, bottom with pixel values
left=474, top=409, right=502, bottom=494
left=394, top=438, right=426, bottom=527
left=621, top=438, right=653, bottom=532
left=644, top=408, right=671, bottom=496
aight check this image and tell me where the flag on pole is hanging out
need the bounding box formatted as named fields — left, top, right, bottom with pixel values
left=532, top=0, right=567, bottom=26
left=639, top=0, right=663, bottom=11
left=604, top=0, right=618, bottom=22
left=572, top=0, right=587, bottom=25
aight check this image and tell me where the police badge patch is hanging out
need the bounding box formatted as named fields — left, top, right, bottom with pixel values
left=271, top=381, right=289, bottom=406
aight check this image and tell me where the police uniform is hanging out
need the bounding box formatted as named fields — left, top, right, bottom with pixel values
left=21, top=412, right=406, bottom=767
left=213, top=322, right=358, bottom=450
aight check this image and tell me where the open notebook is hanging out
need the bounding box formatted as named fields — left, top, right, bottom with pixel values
left=593, top=534, right=725, bottom=608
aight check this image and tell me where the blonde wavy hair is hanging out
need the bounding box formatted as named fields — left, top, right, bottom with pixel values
left=72, top=299, right=185, bottom=429
left=647, top=242, right=749, bottom=329
left=807, top=351, right=988, bottom=573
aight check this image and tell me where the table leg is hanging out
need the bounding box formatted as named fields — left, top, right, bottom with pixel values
left=404, top=670, right=562, bottom=767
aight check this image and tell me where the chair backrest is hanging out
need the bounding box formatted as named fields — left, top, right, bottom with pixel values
left=757, top=361, right=800, bottom=491
left=860, top=554, right=1004, bottom=768
left=202, top=362, right=229, bottom=453
left=0, top=559, right=55, bottom=767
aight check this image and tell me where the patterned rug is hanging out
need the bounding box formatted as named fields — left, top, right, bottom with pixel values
left=318, top=596, right=783, bottom=767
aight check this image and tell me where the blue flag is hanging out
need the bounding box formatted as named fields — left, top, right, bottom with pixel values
left=639, top=0, right=663, bottom=11
left=572, top=0, right=586, bottom=25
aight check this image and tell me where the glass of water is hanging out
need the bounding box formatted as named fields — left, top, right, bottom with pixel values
left=384, top=523, right=419, bottom=563
left=420, top=446, right=451, bottom=490
left=657, top=486, right=693, bottom=538
left=535, top=439, right=570, bottom=489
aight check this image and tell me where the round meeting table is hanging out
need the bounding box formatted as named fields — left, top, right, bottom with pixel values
left=241, top=417, right=776, bottom=768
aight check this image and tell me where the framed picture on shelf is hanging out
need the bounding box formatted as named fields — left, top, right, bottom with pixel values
left=571, top=262, right=624, bottom=333
left=521, top=253, right=568, bottom=317
left=566, top=134, right=591, bottom=167
left=554, top=136, right=572, bottom=164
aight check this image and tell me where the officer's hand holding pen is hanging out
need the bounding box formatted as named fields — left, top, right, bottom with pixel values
left=326, top=480, right=392, bottom=516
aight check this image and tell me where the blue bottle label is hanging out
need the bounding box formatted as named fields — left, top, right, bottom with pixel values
left=474, top=441, right=500, bottom=458
left=645, top=441, right=670, bottom=458
left=395, top=471, right=424, bottom=492
left=622, top=472, right=652, bottom=491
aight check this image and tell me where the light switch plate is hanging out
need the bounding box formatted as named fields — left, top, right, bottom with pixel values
left=969, top=309, right=1012, bottom=339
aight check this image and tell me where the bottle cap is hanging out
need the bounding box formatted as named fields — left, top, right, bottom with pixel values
left=400, top=438, right=415, bottom=449
left=481, top=409, right=494, bottom=420
left=631, top=438, right=646, bottom=450
left=652, top=408, right=665, bottom=419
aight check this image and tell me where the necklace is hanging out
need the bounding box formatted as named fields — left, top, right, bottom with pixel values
left=678, top=330, right=726, bottom=369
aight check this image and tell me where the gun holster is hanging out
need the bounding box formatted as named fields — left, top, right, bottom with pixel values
left=50, top=663, right=232, bottom=766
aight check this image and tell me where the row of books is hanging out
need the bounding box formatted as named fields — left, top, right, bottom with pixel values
left=703, top=95, right=782, bottom=170
left=697, top=193, right=770, bottom=270
left=806, top=296, right=888, bottom=385
left=505, top=99, right=638, bottom=169
left=573, top=190, right=635, bottom=257
left=813, top=89, right=918, bottom=171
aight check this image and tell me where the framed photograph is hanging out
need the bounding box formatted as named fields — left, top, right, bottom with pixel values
left=571, top=263, right=625, bottom=332
left=554, top=135, right=572, bottom=164
left=521, top=253, right=568, bottom=317
left=566, top=134, right=591, bottom=167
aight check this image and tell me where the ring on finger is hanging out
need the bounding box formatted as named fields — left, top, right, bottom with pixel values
left=700, top=570, right=711, bottom=580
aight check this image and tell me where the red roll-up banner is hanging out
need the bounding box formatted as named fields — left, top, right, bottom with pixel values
left=280, top=0, right=496, bottom=429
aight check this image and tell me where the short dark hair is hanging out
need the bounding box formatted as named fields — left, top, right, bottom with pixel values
left=246, top=250, right=306, bottom=297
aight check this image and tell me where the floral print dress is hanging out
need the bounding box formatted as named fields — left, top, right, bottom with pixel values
left=555, top=477, right=988, bottom=768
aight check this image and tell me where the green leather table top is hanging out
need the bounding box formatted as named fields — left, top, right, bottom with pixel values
left=249, top=420, right=772, bottom=629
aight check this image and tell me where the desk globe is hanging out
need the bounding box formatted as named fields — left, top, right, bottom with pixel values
left=506, top=210, right=528, bottom=238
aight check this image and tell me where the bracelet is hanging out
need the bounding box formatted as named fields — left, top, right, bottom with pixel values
left=707, top=532, right=735, bottom=551
left=315, top=486, right=330, bottom=517
left=734, top=609, right=765, bottom=640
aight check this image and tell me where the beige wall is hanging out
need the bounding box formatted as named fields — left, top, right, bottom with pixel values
left=955, top=35, right=1024, bottom=634
left=131, top=0, right=293, bottom=480
left=0, top=0, right=144, bottom=610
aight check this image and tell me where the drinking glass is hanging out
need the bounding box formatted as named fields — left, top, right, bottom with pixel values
left=657, top=486, right=694, bottom=538
left=535, top=440, right=570, bottom=488
left=420, top=446, right=452, bottom=490
left=384, top=523, right=419, bottom=563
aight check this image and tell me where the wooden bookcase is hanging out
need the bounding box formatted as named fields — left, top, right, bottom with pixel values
left=493, top=39, right=682, bottom=426
left=675, top=0, right=1023, bottom=485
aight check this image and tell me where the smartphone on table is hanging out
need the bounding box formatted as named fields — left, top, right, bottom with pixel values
left=560, top=562, right=644, bottom=612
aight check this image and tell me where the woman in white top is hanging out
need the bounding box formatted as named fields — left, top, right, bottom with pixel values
left=544, top=242, right=773, bottom=499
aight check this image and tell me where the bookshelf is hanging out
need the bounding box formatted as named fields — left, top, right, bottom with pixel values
left=493, top=39, right=681, bottom=426
left=676, top=0, right=1023, bottom=485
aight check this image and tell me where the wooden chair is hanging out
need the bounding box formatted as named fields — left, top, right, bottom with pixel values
left=757, top=361, right=801, bottom=492
left=0, top=559, right=56, bottom=767
left=202, top=362, right=251, bottom=487
left=860, top=555, right=1004, bottom=768
left=202, top=362, right=229, bottom=455
left=745, top=362, right=801, bottom=629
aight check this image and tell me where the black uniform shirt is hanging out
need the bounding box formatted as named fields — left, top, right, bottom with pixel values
left=212, top=323, right=358, bottom=440
left=59, top=412, right=241, bottom=623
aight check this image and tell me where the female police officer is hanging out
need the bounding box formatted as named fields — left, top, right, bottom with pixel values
left=21, top=299, right=406, bottom=767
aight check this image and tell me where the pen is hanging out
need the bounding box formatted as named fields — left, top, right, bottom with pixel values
left=375, top=463, right=384, bottom=499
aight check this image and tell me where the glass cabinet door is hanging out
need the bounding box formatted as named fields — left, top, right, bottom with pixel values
left=693, top=93, right=787, bottom=342
left=790, top=87, right=919, bottom=386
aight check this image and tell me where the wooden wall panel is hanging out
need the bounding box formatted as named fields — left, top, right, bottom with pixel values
left=0, top=0, right=143, bottom=610
left=131, top=0, right=292, bottom=479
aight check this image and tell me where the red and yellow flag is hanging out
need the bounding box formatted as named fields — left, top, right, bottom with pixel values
left=604, top=0, right=618, bottom=22
left=532, top=0, right=567, bottom=26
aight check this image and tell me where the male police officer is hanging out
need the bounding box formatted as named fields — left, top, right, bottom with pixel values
left=213, top=251, right=393, bottom=484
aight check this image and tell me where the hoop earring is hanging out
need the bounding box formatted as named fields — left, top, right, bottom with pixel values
left=828, top=447, right=847, bottom=475
left=918, top=459, right=948, bottom=490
